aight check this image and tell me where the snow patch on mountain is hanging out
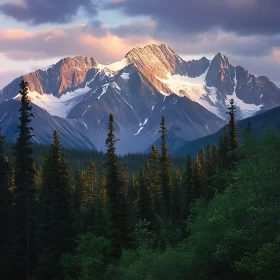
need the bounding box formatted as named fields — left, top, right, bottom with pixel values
left=0, top=113, right=7, bottom=122
left=134, top=127, right=144, bottom=136
left=13, top=86, right=90, bottom=118
left=139, top=118, right=148, bottom=126
left=226, top=92, right=263, bottom=118
left=98, top=84, right=109, bottom=100
left=157, top=70, right=223, bottom=118
left=98, top=58, right=128, bottom=72
left=121, top=72, right=130, bottom=79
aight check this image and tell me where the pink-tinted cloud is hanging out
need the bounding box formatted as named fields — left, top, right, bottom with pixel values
left=0, top=23, right=279, bottom=89
left=272, top=48, right=280, bottom=63
left=0, top=25, right=158, bottom=63
left=0, top=28, right=35, bottom=40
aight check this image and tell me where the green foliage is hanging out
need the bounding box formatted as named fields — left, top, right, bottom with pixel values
left=138, top=168, right=153, bottom=223
left=227, top=98, right=239, bottom=151
left=112, top=130, right=280, bottom=280
left=181, top=154, right=193, bottom=220
left=13, top=80, right=37, bottom=279
left=159, top=116, right=172, bottom=218
left=36, top=130, right=75, bottom=279
left=61, top=233, right=110, bottom=280
left=0, top=128, right=15, bottom=278
left=148, top=145, right=161, bottom=216
left=2, top=89, right=280, bottom=280
left=106, top=114, right=130, bottom=258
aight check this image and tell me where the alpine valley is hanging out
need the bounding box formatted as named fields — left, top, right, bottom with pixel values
left=1, top=43, right=280, bottom=154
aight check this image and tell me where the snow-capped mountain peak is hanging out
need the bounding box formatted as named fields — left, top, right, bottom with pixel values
left=1, top=43, right=280, bottom=154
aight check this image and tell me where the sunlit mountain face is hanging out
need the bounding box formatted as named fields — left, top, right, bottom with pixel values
left=1, top=44, right=280, bottom=153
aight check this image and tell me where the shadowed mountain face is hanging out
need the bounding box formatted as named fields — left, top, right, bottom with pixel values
left=0, top=44, right=279, bottom=154
left=0, top=100, right=95, bottom=150
left=175, top=105, right=280, bottom=157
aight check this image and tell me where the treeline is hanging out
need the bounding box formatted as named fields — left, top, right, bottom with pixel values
left=3, top=141, right=186, bottom=175
left=1, top=80, right=279, bottom=279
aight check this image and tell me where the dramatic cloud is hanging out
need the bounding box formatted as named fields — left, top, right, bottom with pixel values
left=0, top=25, right=158, bottom=62
left=108, top=0, right=280, bottom=36
left=83, top=20, right=280, bottom=59
left=0, top=0, right=99, bottom=25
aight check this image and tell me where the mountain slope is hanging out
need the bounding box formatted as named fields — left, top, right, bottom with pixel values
left=0, top=43, right=279, bottom=153
left=175, top=105, right=280, bottom=157
left=0, top=100, right=95, bottom=150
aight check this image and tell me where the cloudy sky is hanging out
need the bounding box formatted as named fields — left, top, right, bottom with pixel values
left=0, top=0, right=279, bottom=89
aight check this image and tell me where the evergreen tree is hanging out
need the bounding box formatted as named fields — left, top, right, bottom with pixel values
left=227, top=99, right=239, bottom=151
left=200, top=146, right=206, bottom=171
left=206, top=144, right=215, bottom=199
left=212, top=144, right=219, bottom=168
left=138, top=167, right=152, bottom=223
left=36, top=131, right=75, bottom=279
left=99, top=160, right=107, bottom=208
left=219, top=126, right=230, bottom=168
left=244, top=121, right=251, bottom=135
left=171, top=168, right=182, bottom=221
left=181, top=154, right=193, bottom=220
left=82, top=160, right=97, bottom=210
left=120, top=163, right=130, bottom=199
left=13, top=80, right=37, bottom=279
left=129, top=173, right=137, bottom=203
left=74, top=166, right=82, bottom=216
left=199, top=146, right=206, bottom=195
left=206, top=145, right=213, bottom=176
left=105, top=114, right=129, bottom=258
left=159, top=116, right=172, bottom=219
left=149, top=144, right=161, bottom=216
left=0, top=128, right=15, bottom=278
left=193, top=154, right=204, bottom=199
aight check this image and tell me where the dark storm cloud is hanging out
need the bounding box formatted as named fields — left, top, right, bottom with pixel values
left=0, top=0, right=99, bottom=25
left=108, top=0, right=280, bottom=36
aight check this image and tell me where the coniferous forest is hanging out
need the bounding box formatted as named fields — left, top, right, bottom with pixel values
left=1, top=80, right=280, bottom=280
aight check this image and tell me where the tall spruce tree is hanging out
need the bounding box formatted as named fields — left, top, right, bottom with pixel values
left=99, top=160, right=107, bottom=208
left=159, top=116, right=172, bottom=219
left=199, top=146, right=206, bottom=194
left=206, top=144, right=213, bottom=177
left=194, top=154, right=204, bottom=199
left=181, top=154, right=193, bottom=220
left=219, top=126, right=230, bottom=168
left=105, top=113, right=129, bottom=258
left=171, top=168, right=182, bottom=221
left=0, top=128, right=15, bottom=278
left=13, top=80, right=37, bottom=280
left=74, top=166, right=82, bottom=216
left=200, top=146, right=206, bottom=171
left=36, top=131, right=75, bottom=279
left=138, top=167, right=152, bottom=223
left=212, top=144, right=219, bottom=168
left=227, top=99, right=239, bottom=151
left=206, top=144, right=215, bottom=199
left=82, top=160, right=97, bottom=210
left=149, top=144, right=161, bottom=216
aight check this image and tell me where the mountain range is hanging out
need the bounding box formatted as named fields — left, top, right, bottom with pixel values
left=176, top=104, right=280, bottom=157
left=1, top=43, right=280, bottom=154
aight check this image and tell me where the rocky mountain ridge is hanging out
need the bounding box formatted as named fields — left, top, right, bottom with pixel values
left=0, top=43, right=279, bottom=154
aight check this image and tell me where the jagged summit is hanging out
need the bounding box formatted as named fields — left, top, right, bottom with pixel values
left=1, top=43, right=280, bottom=154
left=212, top=52, right=231, bottom=67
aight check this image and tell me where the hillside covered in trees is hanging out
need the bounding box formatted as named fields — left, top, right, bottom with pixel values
left=1, top=80, right=280, bottom=280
